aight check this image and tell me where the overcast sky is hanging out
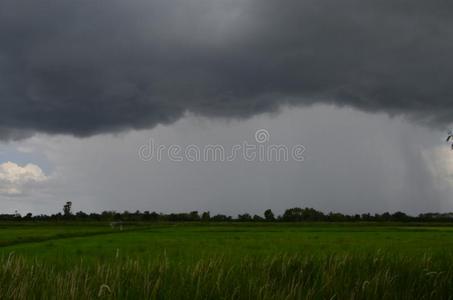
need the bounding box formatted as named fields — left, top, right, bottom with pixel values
left=0, top=0, right=452, bottom=215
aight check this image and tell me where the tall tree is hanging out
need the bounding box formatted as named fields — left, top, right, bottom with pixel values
left=63, top=201, right=72, bottom=217
left=264, top=209, right=275, bottom=221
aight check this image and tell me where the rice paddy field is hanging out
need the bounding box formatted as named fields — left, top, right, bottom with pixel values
left=1, top=223, right=453, bottom=299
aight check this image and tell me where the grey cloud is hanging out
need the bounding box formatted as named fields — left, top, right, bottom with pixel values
left=1, top=0, right=452, bottom=139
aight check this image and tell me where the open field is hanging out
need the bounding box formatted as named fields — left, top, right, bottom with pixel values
left=1, top=223, right=453, bottom=299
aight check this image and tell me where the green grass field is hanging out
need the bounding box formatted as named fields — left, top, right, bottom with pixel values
left=1, top=223, right=453, bottom=299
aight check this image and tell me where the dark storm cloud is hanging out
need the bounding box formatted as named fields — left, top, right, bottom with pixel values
left=1, top=0, right=452, bottom=139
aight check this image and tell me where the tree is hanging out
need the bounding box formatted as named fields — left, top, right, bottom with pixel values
left=253, top=214, right=264, bottom=221
left=264, top=209, right=275, bottom=221
left=63, top=201, right=72, bottom=217
left=189, top=211, right=200, bottom=221
left=282, top=207, right=325, bottom=222
left=447, top=131, right=453, bottom=150
left=201, top=211, right=210, bottom=221
left=282, top=207, right=305, bottom=221
left=75, top=211, right=88, bottom=220
left=237, top=213, right=252, bottom=222
left=211, top=214, right=231, bottom=221
left=392, top=211, right=410, bottom=222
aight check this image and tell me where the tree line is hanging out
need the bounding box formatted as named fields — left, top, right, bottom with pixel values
left=1, top=202, right=453, bottom=223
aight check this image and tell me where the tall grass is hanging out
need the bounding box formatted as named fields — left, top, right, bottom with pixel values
left=1, top=252, right=453, bottom=299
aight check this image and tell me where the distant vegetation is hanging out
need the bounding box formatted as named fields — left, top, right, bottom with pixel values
left=2, top=202, right=453, bottom=223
